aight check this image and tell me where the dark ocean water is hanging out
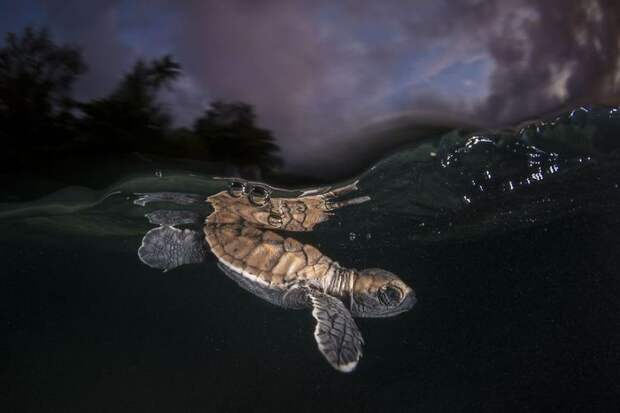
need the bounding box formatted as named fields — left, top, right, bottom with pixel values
left=2, top=106, right=620, bottom=412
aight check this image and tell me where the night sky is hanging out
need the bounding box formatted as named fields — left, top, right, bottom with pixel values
left=1, top=0, right=619, bottom=169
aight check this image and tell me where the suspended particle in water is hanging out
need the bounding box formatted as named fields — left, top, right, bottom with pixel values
left=349, top=232, right=357, bottom=241
left=155, top=169, right=163, bottom=178
left=365, top=233, right=372, bottom=240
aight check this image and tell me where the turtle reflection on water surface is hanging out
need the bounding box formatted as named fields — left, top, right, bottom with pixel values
left=137, top=180, right=416, bottom=372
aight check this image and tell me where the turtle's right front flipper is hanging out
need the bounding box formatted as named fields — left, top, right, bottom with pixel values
left=309, top=291, right=364, bottom=372
left=138, top=226, right=206, bottom=272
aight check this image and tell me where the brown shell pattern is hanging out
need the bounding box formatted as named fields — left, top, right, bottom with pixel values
left=205, top=222, right=336, bottom=288
left=204, top=181, right=368, bottom=288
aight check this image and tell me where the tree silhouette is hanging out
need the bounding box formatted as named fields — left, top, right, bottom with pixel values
left=79, top=55, right=180, bottom=152
left=194, top=101, right=282, bottom=174
left=0, top=27, right=86, bottom=148
left=0, top=27, right=286, bottom=182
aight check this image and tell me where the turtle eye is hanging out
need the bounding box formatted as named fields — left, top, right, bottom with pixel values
left=248, top=186, right=271, bottom=206
left=228, top=181, right=246, bottom=198
left=378, top=285, right=402, bottom=306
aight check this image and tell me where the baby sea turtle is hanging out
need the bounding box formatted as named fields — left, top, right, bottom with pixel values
left=137, top=180, right=416, bottom=372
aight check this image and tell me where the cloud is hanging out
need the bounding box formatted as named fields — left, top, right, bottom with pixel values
left=4, top=0, right=619, bottom=175
left=481, top=0, right=620, bottom=124
left=165, top=0, right=499, bottom=165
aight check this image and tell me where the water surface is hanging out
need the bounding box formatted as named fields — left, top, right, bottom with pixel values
left=2, top=106, right=620, bottom=412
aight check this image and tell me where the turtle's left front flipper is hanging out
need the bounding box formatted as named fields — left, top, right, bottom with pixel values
left=309, top=291, right=364, bottom=372
left=138, top=226, right=206, bottom=272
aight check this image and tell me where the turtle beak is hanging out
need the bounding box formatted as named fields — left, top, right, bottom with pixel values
left=400, top=288, right=417, bottom=312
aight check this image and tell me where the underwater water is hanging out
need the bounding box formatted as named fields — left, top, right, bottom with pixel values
left=2, top=106, right=620, bottom=412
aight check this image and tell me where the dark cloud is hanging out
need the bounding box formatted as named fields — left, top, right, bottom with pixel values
left=482, top=0, right=620, bottom=124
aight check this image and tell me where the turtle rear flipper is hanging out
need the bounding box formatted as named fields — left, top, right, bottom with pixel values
left=138, top=226, right=206, bottom=272
left=309, top=291, right=364, bottom=372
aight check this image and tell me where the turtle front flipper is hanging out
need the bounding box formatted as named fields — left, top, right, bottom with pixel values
left=309, top=291, right=364, bottom=372
left=138, top=226, right=206, bottom=272
left=320, top=180, right=371, bottom=211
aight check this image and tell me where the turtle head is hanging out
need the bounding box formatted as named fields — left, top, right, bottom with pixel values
left=350, top=268, right=416, bottom=318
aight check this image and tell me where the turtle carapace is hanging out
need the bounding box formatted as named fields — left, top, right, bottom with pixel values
left=137, top=180, right=416, bottom=372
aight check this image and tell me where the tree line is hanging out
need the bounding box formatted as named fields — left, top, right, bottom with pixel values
left=0, top=27, right=282, bottom=176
